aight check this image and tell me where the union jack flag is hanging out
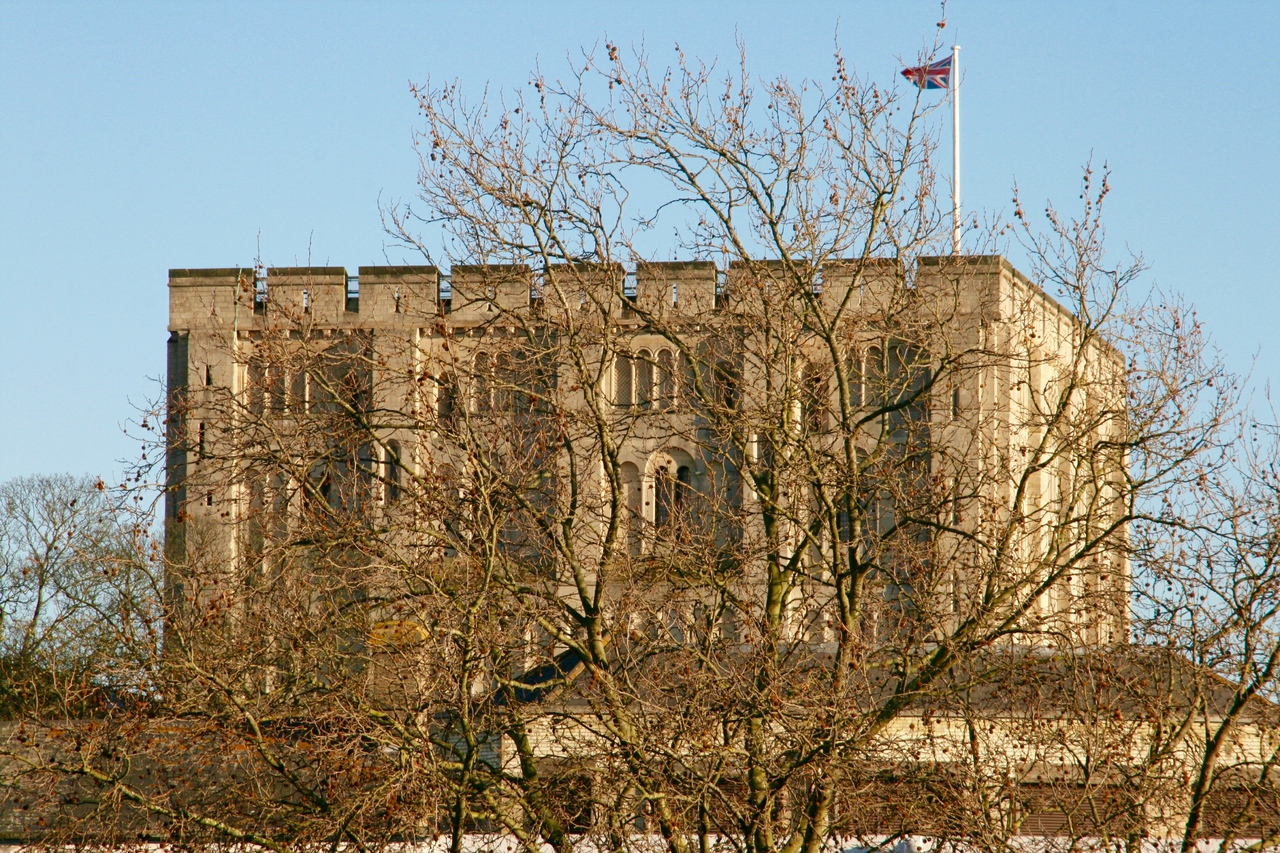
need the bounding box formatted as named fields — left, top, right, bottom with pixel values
left=901, top=55, right=952, bottom=90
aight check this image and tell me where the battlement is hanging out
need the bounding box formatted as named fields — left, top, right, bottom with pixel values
left=167, top=256, right=1029, bottom=333
left=166, top=266, right=441, bottom=331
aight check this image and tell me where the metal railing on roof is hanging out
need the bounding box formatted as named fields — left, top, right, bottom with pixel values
left=345, top=275, right=359, bottom=313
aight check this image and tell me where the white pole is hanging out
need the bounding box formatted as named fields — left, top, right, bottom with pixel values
left=951, top=44, right=961, bottom=255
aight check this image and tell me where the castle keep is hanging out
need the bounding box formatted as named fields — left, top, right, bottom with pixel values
left=165, top=255, right=1129, bottom=648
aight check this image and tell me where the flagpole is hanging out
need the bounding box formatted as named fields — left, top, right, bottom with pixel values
left=951, top=44, right=961, bottom=255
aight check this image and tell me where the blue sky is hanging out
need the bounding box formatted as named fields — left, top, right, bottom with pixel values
left=2, top=2, right=1278, bottom=483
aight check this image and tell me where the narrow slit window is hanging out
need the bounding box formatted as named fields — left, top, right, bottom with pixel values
left=386, top=440, right=403, bottom=504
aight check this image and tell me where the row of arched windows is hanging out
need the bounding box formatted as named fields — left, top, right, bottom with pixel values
left=433, top=353, right=544, bottom=423
left=310, top=440, right=407, bottom=512
left=432, top=351, right=560, bottom=421
left=796, top=341, right=935, bottom=433
left=430, top=341, right=938, bottom=431
left=618, top=450, right=697, bottom=554
left=472, top=351, right=531, bottom=414
left=615, top=348, right=677, bottom=409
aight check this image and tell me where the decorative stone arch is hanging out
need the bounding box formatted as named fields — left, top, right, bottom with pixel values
left=644, top=447, right=696, bottom=533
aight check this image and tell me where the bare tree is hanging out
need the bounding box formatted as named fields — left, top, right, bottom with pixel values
left=2, top=37, right=1273, bottom=853
left=0, top=474, right=159, bottom=718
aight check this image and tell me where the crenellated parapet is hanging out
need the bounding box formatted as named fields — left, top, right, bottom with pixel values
left=167, top=266, right=442, bottom=332
left=168, top=257, right=1066, bottom=333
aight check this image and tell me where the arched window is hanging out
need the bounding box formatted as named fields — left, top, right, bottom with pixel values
left=654, top=467, right=673, bottom=530
left=654, top=464, right=691, bottom=533
left=713, top=359, right=740, bottom=411
left=268, top=472, right=289, bottom=541
left=494, top=352, right=512, bottom=412
left=801, top=361, right=828, bottom=433
left=848, top=349, right=865, bottom=408
left=657, top=349, right=675, bottom=409
left=865, top=345, right=884, bottom=408
left=502, top=347, right=534, bottom=413
left=289, top=369, right=307, bottom=413
left=884, top=341, right=931, bottom=433
left=636, top=349, right=654, bottom=409
left=437, top=373, right=457, bottom=427
left=614, top=352, right=633, bottom=407
left=309, top=461, right=333, bottom=515
left=438, top=464, right=460, bottom=559
left=268, top=364, right=285, bottom=413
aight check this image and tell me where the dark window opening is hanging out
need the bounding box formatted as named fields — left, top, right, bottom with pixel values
left=290, top=370, right=307, bottom=413
left=866, top=341, right=932, bottom=434
left=438, top=375, right=457, bottom=427
left=357, top=443, right=377, bottom=508
left=268, top=365, right=285, bottom=413
left=802, top=362, right=829, bottom=433
left=386, top=440, right=403, bottom=504
left=713, top=360, right=740, bottom=411
left=654, top=464, right=691, bottom=532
